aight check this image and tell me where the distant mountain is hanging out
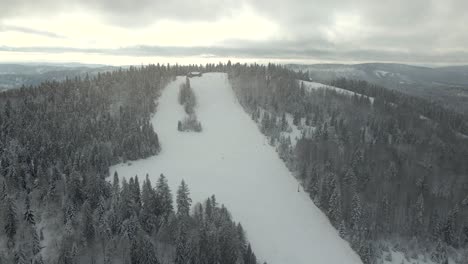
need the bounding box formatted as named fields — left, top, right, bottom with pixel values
left=288, top=63, right=468, bottom=114
left=0, top=63, right=116, bottom=90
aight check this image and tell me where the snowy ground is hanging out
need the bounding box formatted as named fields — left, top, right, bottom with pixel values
left=110, top=73, right=362, bottom=264
left=378, top=247, right=457, bottom=264
left=300, top=80, right=375, bottom=104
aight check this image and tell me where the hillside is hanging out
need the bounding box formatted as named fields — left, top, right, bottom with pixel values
left=288, top=63, right=468, bottom=114
left=0, top=64, right=115, bottom=90
left=110, top=73, right=362, bottom=264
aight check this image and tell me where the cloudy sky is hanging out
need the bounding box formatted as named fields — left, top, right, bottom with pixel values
left=0, top=0, right=467, bottom=65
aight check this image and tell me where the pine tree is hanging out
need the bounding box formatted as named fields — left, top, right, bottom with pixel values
left=140, top=174, right=158, bottom=233
left=140, top=236, right=159, bottom=264
left=244, top=243, right=257, bottom=264
left=155, top=174, right=173, bottom=221
left=415, top=192, right=424, bottom=233
left=24, top=195, right=35, bottom=225
left=4, top=196, right=17, bottom=248
left=31, top=226, right=42, bottom=256
left=328, top=185, right=342, bottom=224
left=112, top=171, right=120, bottom=197
left=175, top=222, right=191, bottom=264
left=15, top=245, right=28, bottom=264
left=443, top=205, right=459, bottom=246
left=431, top=239, right=448, bottom=264
left=81, top=200, right=95, bottom=244
left=339, top=220, right=347, bottom=239
left=68, top=171, right=84, bottom=206
left=351, top=193, right=362, bottom=232
left=177, top=180, right=192, bottom=218
left=281, top=113, right=288, bottom=131
left=0, top=181, right=6, bottom=202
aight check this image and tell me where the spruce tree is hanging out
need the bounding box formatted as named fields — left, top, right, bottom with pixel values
left=31, top=226, right=42, bottom=256
left=24, top=195, right=35, bottom=226
left=140, top=236, right=159, bottom=264
left=328, top=185, right=342, bottom=224
left=112, top=171, right=120, bottom=197
left=14, top=245, right=28, bottom=264
left=155, top=174, right=173, bottom=221
left=4, top=197, right=17, bottom=248
left=177, top=180, right=192, bottom=218
left=141, top=174, right=158, bottom=233
left=339, top=220, right=347, bottom=239
left=175, top=222, right=190, bottom=264
left=351, top=193, right=362, bottom=232
left=81, top=200, right=95, bottom=244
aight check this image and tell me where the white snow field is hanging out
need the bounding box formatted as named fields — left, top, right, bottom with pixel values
left=110, top=73, right=362, bottom=264
left=300, top=80, right=375, bottom=104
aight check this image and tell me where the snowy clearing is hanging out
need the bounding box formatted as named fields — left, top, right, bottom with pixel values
left=379, top=249, right=456, bottom=264
left=300, top=80, right=375, bottom=104
left=110, top=73, right=362, bottom=264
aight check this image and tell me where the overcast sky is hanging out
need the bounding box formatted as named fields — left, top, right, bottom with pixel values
left=0, top=0, right=467, bottom=65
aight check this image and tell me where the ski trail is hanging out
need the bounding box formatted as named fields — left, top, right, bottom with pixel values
left=110, top=73, right=362, bottom=264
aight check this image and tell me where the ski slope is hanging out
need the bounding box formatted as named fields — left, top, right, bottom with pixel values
left=300, top=80, right=375, bottom=104
left=110, top=73, right=362, bottom=264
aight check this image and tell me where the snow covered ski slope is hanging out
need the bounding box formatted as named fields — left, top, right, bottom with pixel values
left=110, top=73, right=362, bottom=264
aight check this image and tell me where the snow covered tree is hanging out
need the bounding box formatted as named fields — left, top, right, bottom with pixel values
left=155, top=174, right=173, bottom=221
left=67, top=170, right=84, bottom=206
left=431, top=239, right=448, bottom=264
left=4, top=197, right=17, bottom=248
left=175, top=222, right=191, bottom=264
left=338, top=220, right=347, bottom=239
left=81, top=200, right=95, bottom=244
left=177, top=180, right=192, bottom=218
left=139, top=236, right=159, bottom=264
left=131, top=235, right=159, bottom=264
left=140, top=174, right=158, bottom=233
left=130, top=175, right=142, bottom=209
left=14, top=245, right=28, bottom=264
left=415, top=192, right=424, bottom=233
left=443, top=205, right=459, bottom=246
left=244, top=243, right=257, bottom=264
left=112, top=171, right=120, bottom=197
left=328, top=184, right=342, bottom=225
left=351, top=193, right=362, bottom=232
left=24, top=195, right=35, bottom=225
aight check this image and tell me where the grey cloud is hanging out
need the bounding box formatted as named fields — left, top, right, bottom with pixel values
left=0, top=0, right=242, bottom=26
left=2, top=44, right=468, bottom=65
left=0, top=24, right=65, bottom=38
left=0, top=0, right=468, bottom=64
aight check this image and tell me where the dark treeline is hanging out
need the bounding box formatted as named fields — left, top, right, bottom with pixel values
left=228, top=63, right=468, bottom=263
left=178, top=77, right=202, bottom=132
left=0, top=64, right=258, bottom=264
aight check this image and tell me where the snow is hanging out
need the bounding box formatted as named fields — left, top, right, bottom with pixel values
left=300, top=80, right=375, bottom=104
left=283, top=113, right=304, bottom=145
left=109, top=73, right=362, bottom=264
left=380, top=249, right=456, bottom=264
left=374, top=70, right=392, bottom=78
left=419, top=115, right=430, bottom=121
left=257, top=107, right=312, bottom=146
left=457, top=132, right=468, bottom=139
